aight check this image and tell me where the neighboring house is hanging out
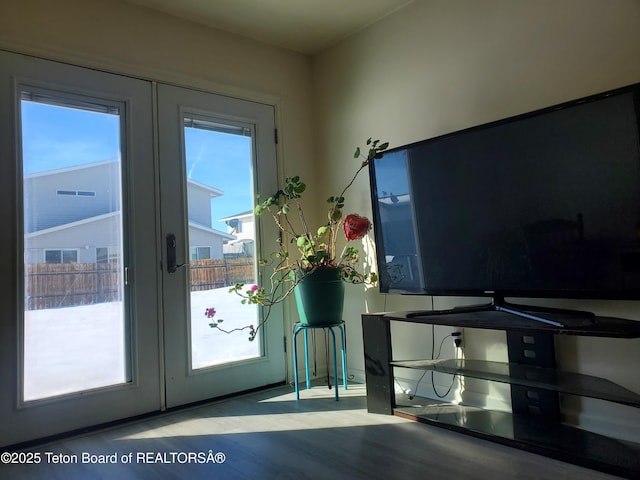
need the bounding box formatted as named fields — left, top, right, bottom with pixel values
left=25, top=212, right=122, bottom=264
left=24, top=160, right=234, bottom=264
left=24, top=160, right=120, bottom=235
left=185, top=178, right=236, bottom=260
left=188, top=221, right=235, bottom=260
left=219, top=210, right=255, bottom=258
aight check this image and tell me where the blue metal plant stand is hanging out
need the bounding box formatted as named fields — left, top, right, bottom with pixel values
left=293, top=321, right=347, bottom=401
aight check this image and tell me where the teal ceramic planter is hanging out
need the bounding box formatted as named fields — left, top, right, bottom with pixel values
left=293, top=267, right=345, bottom=325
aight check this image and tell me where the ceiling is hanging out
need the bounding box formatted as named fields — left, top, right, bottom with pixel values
left=124, top=0, right=413, bottom=55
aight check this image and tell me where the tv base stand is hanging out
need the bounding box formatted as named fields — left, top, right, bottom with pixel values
left=362, top=310, right=640, bottom=478
left=406, top=295, right=595, bottom=328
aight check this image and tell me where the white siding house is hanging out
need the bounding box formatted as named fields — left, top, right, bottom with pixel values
left=219, top=210, right=255, bottom=258
left=187, top=179, right=224, bottom=227
left=24, top=160, right=120, bottom=234
left=25, top=160, right=234, bottom=263
left=25, top=212, right=121, bottom=264
left=188, top=221, right=234, bottom=260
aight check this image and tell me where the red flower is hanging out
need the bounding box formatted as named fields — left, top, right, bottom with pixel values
left=343, top=214, right=371, bottom=240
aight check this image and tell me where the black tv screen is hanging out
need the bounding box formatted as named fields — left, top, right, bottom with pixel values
left=370, top=83, right=640, bottom=300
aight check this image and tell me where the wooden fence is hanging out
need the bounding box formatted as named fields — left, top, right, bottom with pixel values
left=189, top=258, right=255, bottom=291
left=25, top=258, right=255, bottom=310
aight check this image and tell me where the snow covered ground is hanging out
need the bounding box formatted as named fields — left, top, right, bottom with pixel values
left=24, top=287, right=260, bottom=401
left=190, top=287, right=260, bottom=369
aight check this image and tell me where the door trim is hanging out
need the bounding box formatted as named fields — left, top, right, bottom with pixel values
left=0, top=50, right=162, bottom=447
left=157, top=83, right=286, bottom=408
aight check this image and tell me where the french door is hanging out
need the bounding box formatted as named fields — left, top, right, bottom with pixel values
left=158, top=85, right=285, bottom=407
left=0, top=51, right=284, bottom=446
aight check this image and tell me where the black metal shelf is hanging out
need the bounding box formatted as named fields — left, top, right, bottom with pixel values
left=362, top=310, right=640, bottom=478
left=391, top=358, right=640, bottom=407
left=394, top=403, right=640, bottom=479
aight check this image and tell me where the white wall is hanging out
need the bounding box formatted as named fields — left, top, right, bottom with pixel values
left=313, top=0, right=640, bottom=441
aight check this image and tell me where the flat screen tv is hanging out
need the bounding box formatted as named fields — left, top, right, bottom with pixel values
left=369, top=83, right=640, bottom=312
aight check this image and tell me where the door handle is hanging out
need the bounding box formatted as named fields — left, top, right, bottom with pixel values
left=166, top=233, right=185, bottom=273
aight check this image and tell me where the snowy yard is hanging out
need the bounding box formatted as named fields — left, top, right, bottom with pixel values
left=24, top=287, right=260, bottom=401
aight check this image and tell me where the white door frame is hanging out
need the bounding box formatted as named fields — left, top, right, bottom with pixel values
left=0, top=50, right=286, bottom=446
left=157, top=83, right=285, bottom=408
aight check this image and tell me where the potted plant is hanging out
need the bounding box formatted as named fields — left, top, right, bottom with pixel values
left=207, top=138, right=389, bottom=340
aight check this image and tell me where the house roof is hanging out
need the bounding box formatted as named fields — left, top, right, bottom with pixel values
left=25, top=159, right=120, bottom=179
left=27, top=213, right=235, bottom=241
left=186, top=178, right=224, bottom=197
left=25, top=211, right=121, bottom=238
left=26, top=159, right=224, bottom=197
left=219, top=210, right=254, bottom=222
left=189, top=221, right=236, bottom=240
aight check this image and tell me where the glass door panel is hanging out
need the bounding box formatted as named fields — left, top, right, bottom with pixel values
left=183, top=118, right=260, bottom=369
left=158, top=83, right=285, bottom=408
left=0, top=50, right=161, bottom=447
left=21, top=92, right=129, bottom=401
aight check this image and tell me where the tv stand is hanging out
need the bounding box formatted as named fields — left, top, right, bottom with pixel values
left=406, top=295, right=595, bottom=328
left=362, top=309, right=640, bottom=478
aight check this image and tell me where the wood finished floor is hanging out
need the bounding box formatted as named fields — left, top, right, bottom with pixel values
left=1, top=384, right=623, bottom=479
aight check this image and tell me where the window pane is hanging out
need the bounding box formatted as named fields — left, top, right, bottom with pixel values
left=45, top=250, right=61, bottom=264
left=183, top=117, right=260, bottom=369
left=62, top=250, right=78, bottom=264
left=96, top=247, right=108, bottom=263
left=22, top=92, right=129, bottom=401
